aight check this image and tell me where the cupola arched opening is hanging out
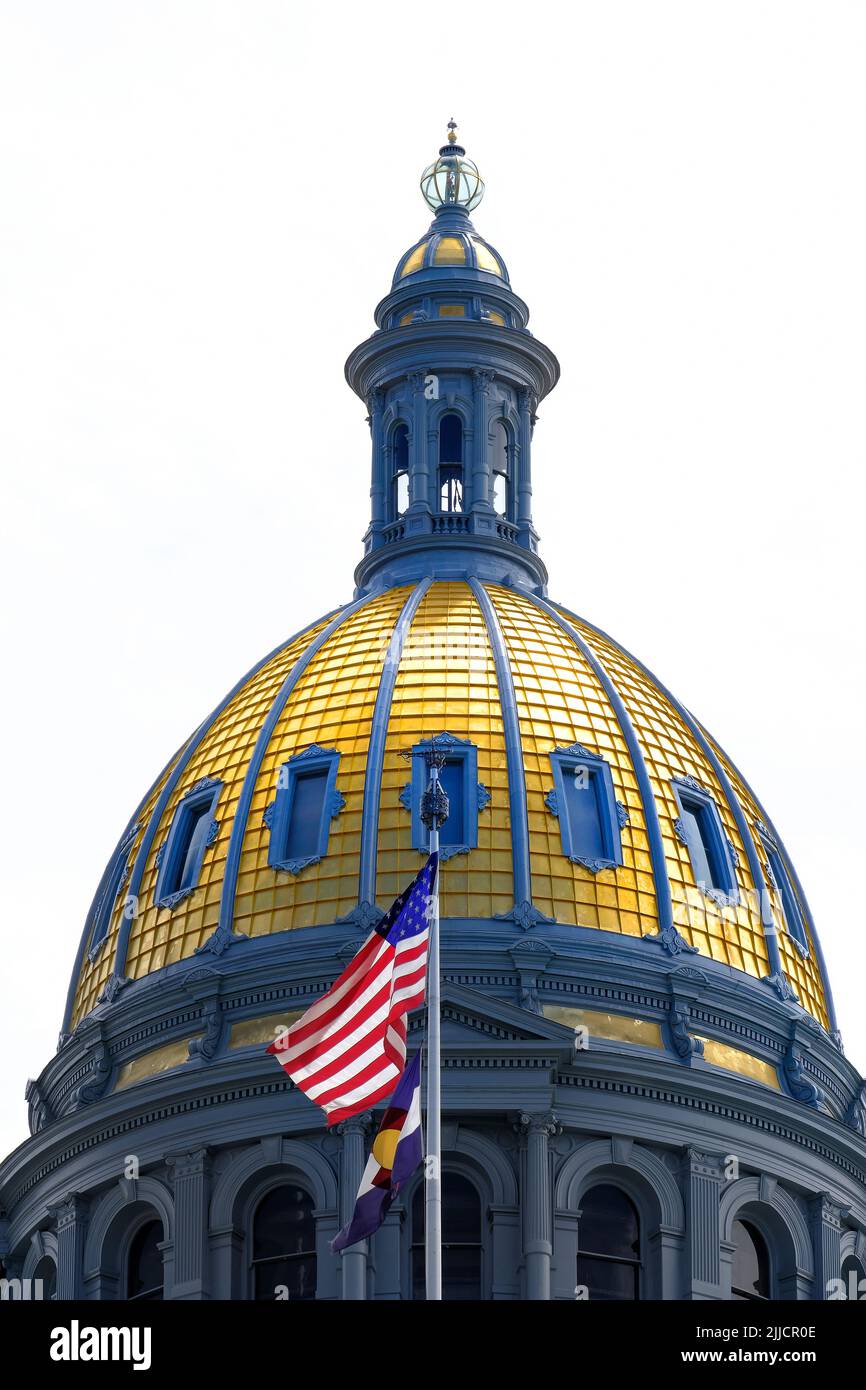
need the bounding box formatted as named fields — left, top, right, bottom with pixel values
left=438, top=413, right=464, bottom=513
left=491, top=419, right=511, bottom=517
left=391, top=423, right=409, bottom=518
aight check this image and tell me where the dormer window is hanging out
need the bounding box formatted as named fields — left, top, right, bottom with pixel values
left=88, top=824, right=139, bottom=957
left=756, top=824, right=809, bottom=955
left=545, top=744, right=626, bottom=872
left=155, top=778, right=222, bottom=910
left=392, top=424, right=409, bottom=517
left=672, top=777, right=738, bottom=902
left=401, top=733, right=490, bottom=860
left=264, top=746, right=345, bottom=875
left=439, top=414, right=463, bottom=512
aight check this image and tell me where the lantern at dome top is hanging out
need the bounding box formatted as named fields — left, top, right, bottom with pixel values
left=420, top=119, right=485, bottom=212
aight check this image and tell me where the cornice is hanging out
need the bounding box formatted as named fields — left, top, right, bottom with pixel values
left=344, top=320, right=560, bottom=404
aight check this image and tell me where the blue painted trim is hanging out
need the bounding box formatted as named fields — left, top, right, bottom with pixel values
left=468, top=579, right=532, bottom=910
left=105, top=607, right=343, bottom=993
left=265, top=745, right=344, bottom=875
left=547, top=743, right=623, bottom=873
left=700, top=725, right=839, bottom=1035
left=357, top=579, right=432, bottom=907
left=403, top=731, right=485, bottom=859
left=529, top=594, right=676, bottom=938
left=550, top=599, right=794, bottom=993
left=154, top=777, right=223, bottom=910
left=204, top=594, right=378, bottom=955
left=671, top=775, right=739, bottom=906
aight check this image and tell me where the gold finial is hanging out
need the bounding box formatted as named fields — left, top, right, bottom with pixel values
left=447, top=117, right=458, bottom=145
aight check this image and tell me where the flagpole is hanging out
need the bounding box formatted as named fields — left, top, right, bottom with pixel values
left=421, top=746, right=447, bottom=1302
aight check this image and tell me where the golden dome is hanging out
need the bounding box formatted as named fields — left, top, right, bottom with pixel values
left=71, top=581, right=829, bottom=1031
left=395, top=231, right=506, bottom=282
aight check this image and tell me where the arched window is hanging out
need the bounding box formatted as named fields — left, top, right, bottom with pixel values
left=577, top=1184, right=641, bottom=1300
left=731, top=1219, right=770, bottom=1300
left=439, top=414, right=463, bottom=513
left=492, top=420, right=510, bottom=517
left=411, top=1172, right=482, bottom=1300
left=126, top=1220, right=164, bottom=1302
left=392, top=424, right=409, bottom=518
left=251, top=1185, right=316, bottom=1301
left=33, top=1255, right=57, bottom=1301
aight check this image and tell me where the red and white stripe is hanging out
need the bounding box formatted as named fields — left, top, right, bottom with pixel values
left=267, top=923, right=429, bottom=1125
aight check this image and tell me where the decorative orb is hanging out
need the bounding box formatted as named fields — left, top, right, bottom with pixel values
left=420, top=150, right=485, bottom=212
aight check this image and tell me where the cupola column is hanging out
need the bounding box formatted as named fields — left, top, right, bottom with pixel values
left=367, top=391, right=386, bottom=550
left=407, top=371, right=431, bottom=514
left=517, top=388, right=535, bottom=546
left=472, top=369, right=495, bottom=512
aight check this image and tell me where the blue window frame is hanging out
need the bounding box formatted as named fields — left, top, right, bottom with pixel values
left=88, top=823, right=140, bottom=958
left=264, top=745, right=344, bottom=875
left=756, top=825, right=809, bottom=956
left=545, top=743, right=626, bottom=872
left=672, top=777, right=738, bottom=903
left=401, top=733, right=490, bottom=861
left=154, top=777, right=222, bottom=910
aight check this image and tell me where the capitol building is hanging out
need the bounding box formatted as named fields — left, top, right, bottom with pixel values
left=1, top=127, right=864, bottom=1302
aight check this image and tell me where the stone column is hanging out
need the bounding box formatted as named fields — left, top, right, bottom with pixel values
left=407, top=371, right=430, bottom=517
left=472, top=369, right=495, bottom=514
left=366, top=390, right=386, bottom=548
left=337, top=1115, right=371, bottom=1300
left=516, top=388, right=534, bottom=538
left=51, top=1193, right=88, bottom=1300
left=517, top=1111, right=559, bottom=1300
left=681, top=1149, right=725, bottom=1299
left=810, top=1192, right=845, bottom=1300
left=165, top=1149, right=211, bottom=1300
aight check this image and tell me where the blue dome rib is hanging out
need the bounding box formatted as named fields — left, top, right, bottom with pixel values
left=357, top=579, right=432, bottom=910
left=530, top=593, right=677, bottom=945
left=205, top=594, right=381, bottom=957
left=469, top=579, right=532, bottom=913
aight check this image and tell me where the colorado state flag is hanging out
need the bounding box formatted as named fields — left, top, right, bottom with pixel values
left=330, top=1051, right=423, bottom=1253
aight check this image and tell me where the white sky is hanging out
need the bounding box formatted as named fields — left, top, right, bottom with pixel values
left=1, top=2, right=864, bottom=1162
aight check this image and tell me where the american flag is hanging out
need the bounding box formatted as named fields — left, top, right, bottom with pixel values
left=267, top=853, right=437, bottom=1125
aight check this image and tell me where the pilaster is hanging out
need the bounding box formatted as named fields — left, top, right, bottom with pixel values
left=165, top=1148, right=211, bottom=1299
left=681, top=1148, right=725, bottom=1299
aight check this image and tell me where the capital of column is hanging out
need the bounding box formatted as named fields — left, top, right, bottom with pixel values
left=336, top=1115, right=373, bottom=1140
left=50, top=1192, right=88, bottom=1232
left=810, top=1192, right=848, bottom=1230
left=514, top=1111, right=561, bottom=1141
left=165, top=1148, right=211, bottom=1183
left=681, top=1148, right=727, bottom=1182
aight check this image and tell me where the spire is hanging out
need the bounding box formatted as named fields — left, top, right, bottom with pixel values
left=345, top=129, right=560, bottom=598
